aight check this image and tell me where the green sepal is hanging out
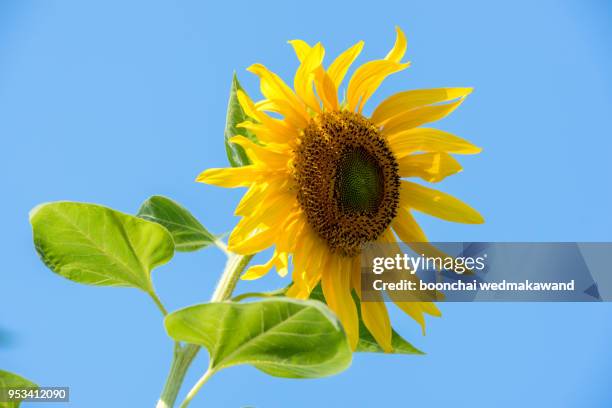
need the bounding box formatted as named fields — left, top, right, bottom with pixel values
left=224, top=73, right=258, bottom=167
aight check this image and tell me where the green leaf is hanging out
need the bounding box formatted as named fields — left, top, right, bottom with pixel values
left=165, top=298, right=352, bottom=378
left=356, top=324, right=424, bottom=355
left=224, top=73, right=257, bottom=167
left=303, top=285, right=423, bottom=355
left=0, top=370, right=37, bottom=408
left=30, top=202, right=174, bottom=294
left=137, top=195, right=216, bottom=252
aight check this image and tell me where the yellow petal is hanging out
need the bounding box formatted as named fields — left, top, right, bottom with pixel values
left=377, top=231, right=429, bottom=305
left=391, top=209, right=427, bottom=241
left=400, top=181, right=484, bottom=224
left=236, top=89, right=264, bottom=122
left=195, top=166, right=264, bottom=187
left=321, top=255, right=359, bottom=350
left=382, top=98, right=466, bottom=136
left=300, top=234, right=325, bottom=291
left=294, top=43, right=325, bottom=112
left=288, top=39, right=311, bottom=62
left=229, top=136, right=289, bottom=168
left=274, top=251, right=290, bottom=277
left=236, top=121, right=292, bottom=145
left=236, top=91, right=296, bottom=143
left=392, top=212, right=468, bottom=278
left=293, top=228, right=326, bottom=294
left=235, top=182, right=274, bottom=216
left=292, top=229, right=315, bottom=287
left=371, top=87, right=473, bottom=125
left=286, top=283, right=301, bottom=298
left=254, top=99, right=277, bottom=112
left=229, top=193, right=296, bottom=246
left=392, top=210, right=452, bottom=260
left=247, top=64, right=300, bottom=106
left=253, top=98, right=308, bottom=130
left=361, top=299, right=393, bottom=353
left=353, top=253, right=392, bottom=351
left=350, top=255, right=361, bottom=295
left=230, top=135, right=289, bottom=155
left=387, top=127, right=482, bottom=157
left=345, top=27, right=409, bottom=112
left=384, top=26, right=408, bottom=63
left=276, top=213, right=304, bottom=253
left=398, top=152, right=462, bottom=182
left=227, top=225, right=278, bottom=255
left=327, top=41, right=364, bottom=90
left=394, top=301, right=427, bottom=334
left=378, top=228, right=442, bottom=331
left=241, top=249, right=289, bottom=280
left=419, top=302, right=441, bottom=317
left=347, top=60, right=410, bottom=113
left=247, top=63, right=309, bottom=123
left=288, top=230, right=324, bottom=300
left=286, top=277, right=312, bottom=300
left=314, top=66, right=339, bottom=111
left=241, top=255, right=276, bottom=280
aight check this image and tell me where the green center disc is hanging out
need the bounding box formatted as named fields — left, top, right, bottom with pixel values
left=335, top=148, right=384, bottom=214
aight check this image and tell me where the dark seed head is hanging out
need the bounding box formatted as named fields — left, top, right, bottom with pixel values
left=294, top=111, right=400, bottom=257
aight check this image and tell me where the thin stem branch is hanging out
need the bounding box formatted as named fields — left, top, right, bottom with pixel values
left=155, top=251, right=253, bottom=407
left=149, top=291, right=168, bottom=316
left=213, top=238, right=230, bottom=256
left=231, top=287, right=286, bottom=302
left=178, top=364, right=216, bottom=408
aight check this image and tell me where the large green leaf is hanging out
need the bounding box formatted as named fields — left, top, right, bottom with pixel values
left=0, top=370, right=37, bottom=408
left=30, top=202, right=174, bottom=294
left=165, top=298, right=352, bottom=378
left=224, top=73, right=257, bottom=167
left=137, top=195, right=215, bottom=252
left=308, top=285, right=423, bottom=355
left=238, top=285, right=424, bottom=355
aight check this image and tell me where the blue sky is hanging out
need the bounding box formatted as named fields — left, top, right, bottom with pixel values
left=1, top=0, right=611, bottom=406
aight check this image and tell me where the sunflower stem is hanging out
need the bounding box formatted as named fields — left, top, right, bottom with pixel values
left=156, top=251, right=253, bottom=407
left=211, top=253, right=254, bottom=302
left=156, top=343, right=200, bottom=408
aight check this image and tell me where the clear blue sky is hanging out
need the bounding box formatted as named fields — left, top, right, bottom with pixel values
left=1, top=0, right=612, bottom=406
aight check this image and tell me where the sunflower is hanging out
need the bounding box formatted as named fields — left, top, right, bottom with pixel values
left=197, top=27, right=483, bottom=352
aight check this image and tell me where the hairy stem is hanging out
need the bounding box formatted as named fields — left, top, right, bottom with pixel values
left=155, top=252, right=253, bottom=407
left=156, top=343, right=199, bottom=408
left=210, top=253, right=254, bottom=302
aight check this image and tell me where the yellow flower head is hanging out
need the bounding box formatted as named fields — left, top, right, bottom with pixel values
left=197, top=27, right=483, bottom=352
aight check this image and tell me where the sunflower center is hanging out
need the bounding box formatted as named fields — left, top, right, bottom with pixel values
left=294, top=111, right=400, bottom=257
left=335, top=148, right=384, bottom=213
